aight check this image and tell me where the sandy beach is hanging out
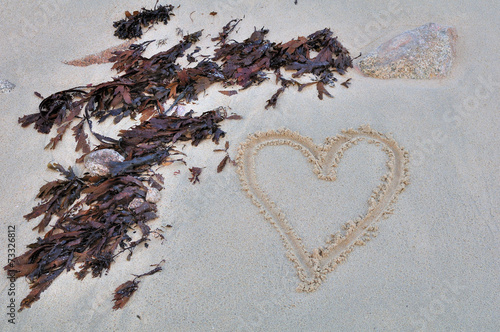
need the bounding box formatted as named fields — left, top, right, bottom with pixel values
left=1, top=0, right=499, bottom=331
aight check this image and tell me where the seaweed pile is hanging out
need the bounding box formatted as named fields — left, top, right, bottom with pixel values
left=8, top=109, right=228, bottom=311
left=6, top=6, right=354, bottom=312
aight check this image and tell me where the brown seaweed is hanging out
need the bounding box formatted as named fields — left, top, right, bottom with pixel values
left=219, top=90, right=238, bottom=96
left=215, top=141, right=236, bottom=173
left=24, top=163, right=87, bottom=233
left=341, top=78, right=352, bottom=88
left=112, top=261, right=163, bottom=310
left=211, top=19, right=241, bottom=46
left=20, top=24, right=352, bottom=152
left=6, top=109, right=229, bottom=311
left=113, top=4, right=175, bottom=40
left=188, top=167, right=203, bottom=184
left=6, top=172, right=157, bottom=311
left=213, top=26, right=353, bottom=107
left=11, top=13, right=354, bottom=312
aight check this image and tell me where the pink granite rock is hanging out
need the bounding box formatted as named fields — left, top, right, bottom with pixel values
left=84, top=149, right=125, bottom=176
left=146, top=187, right=161, bottom=203
left=358, top=23, right=457, bottom=79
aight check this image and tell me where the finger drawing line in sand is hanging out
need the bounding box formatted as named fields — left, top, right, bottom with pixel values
left=236, top=125, right=410, bottom=292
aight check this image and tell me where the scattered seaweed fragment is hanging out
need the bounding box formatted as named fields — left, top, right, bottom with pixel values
left=113, top=3, right=175, bottom=39
left=341, top=78, right=352, bottom=88
left=215, top=141, right=236, bottom=173
left=188, top=167, right=203, bottom=184
left=118, top=109, right=227, bottom=156
left=219, top=90, right=238, bottom=96
left=112, top=261, right=164, bottom=310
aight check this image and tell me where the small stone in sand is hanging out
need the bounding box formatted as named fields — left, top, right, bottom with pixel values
left=84, top=149, right=125, bottom=176
left=128, top=198, right=145, bottom=210
left=0, top=79, right=15, bottom=93
left=168, top=105, right=189, bottom=116
left=146, top=188, right=161, bottom=203
left=358, top=23, right=457, bottom=79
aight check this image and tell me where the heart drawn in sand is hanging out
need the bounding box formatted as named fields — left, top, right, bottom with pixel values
left=236, top=125, right=410, bottom=292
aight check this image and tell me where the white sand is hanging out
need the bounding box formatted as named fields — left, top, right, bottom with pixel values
left=1, top=0, right=499, bottom=331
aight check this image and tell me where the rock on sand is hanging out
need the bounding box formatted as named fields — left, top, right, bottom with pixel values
left=357, top=23, right=457, bottom=79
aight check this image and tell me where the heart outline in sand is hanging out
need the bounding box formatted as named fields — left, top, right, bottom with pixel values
left=236, top=125, right=410, bottom=291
